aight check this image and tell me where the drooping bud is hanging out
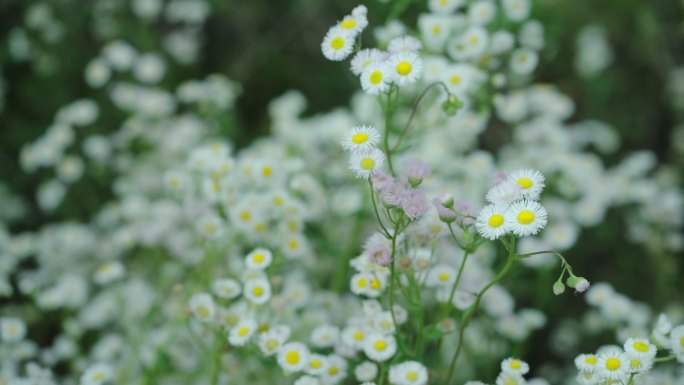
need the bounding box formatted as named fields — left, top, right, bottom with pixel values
left=442, top=94, right=463, bottom=116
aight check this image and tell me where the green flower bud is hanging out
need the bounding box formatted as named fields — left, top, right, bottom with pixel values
left=442, top=94, right=463, bottom=116
left=552, top=281, right=566, bottom=295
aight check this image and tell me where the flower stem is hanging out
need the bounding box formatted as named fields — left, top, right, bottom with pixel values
left=444, top=253, right=516, bottom=384
left=391, top=81, right=450, bottom=153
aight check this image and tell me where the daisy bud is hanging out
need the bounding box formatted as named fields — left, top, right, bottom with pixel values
left=566, top=275, right=590, bottom=293
left=433, top=195, right=457, bottom=223
left=552, top=281, right=565, bottom=295
left=403, top=158, right=432, bottom=187
left=442, top=94, right=463, bottom=116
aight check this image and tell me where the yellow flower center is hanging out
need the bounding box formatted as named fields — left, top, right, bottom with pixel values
left=354, top=331, right=364, bottom=340
left=331, top=37, right=345, bottom=50
left=266, top=339, right=278, bottom=350
left=374, top=340, right=387, bottom=351
left=253, top=253, right=265, bottom=263
left=360, top=158, right=375, bottom=170
left=352, top=132, right=369, bottom=144
left=450, top=75, right=461, bottom=85
left=605, top=357, right=621, bottom=371
left=680, top=336, right=684, bottom=347
left=274, top=196, right=284, bottom=206
left=240, top=211, right=251, bottom=221
left=406, top=371, right=418, bottom=381
left=93, top=373, right=105, bottom=381
left=311, top=359, right=322, bottom=368
left=357, top=278, right=368, bottom=288
left=439, top=273, right=449, bottom=281
left=288, top=240, right=298, bottom=250
left=285, top=351, right=300, bottom=365
left=197, top=305, right=210, bottom=318
left=631, top=359, right=641, bottom=368
left=370, top=278, right=381, bottom=289
left=504, top=378, right=518, bottom=385
left=254, top=223, right=266, bottom=232
left=396, top=61, right=412, bottom=76
left=252, top=287, right=264, bottom=296
left=469, top=35, right=479, bottom=44
left=432, top=26, right=441, bottom=35
left=510, top=360, right=522, bottom=369
left=369, top=71, right=383, bottom=85
left=341, top=19, right=356, bottom=29
left=633, top=341, right=650, bottom=352
left=517, top=210, right=535, bottom=224
left=585, top=356, right=597, bottom=365
left=238, top=327, right=249, bottom=336
left=262, top=167, right=272, bottom=177
left=329, top=367, right=339, bottom=375
left=488, top=214, right=504, bottom=228
left=517, top=177, right=533, bottom=189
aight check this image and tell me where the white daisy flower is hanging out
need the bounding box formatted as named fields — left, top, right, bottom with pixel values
left=576, top=370, right=598, bottom=385
left=355, top=361, right=379, bottom=382
left=503, top=0, right=531, bottom=22
left=372, top=311, right=397, bottom=334
left=342, top=125, right=382, bottom=153
left=258, top=324, right=291, bottom=356
left=623, top=337, right=657, bottom=361
left=504, top=200, right=548, bottom=237
left=310, top=324, right=340, bottom=348
left=388, top=35, right=423, bottom=54
left=305, top=353, right=329, bottom=376
left=321, top=27, right=354, bottom=62
left=418, top=15, right=451, bottom=51
left=80, top=363, right=113, bottom=385
left=428, top=0, right=464, bottom=14
left=426, top=264, right=457, bottom=287
left=338, top=12, right=368, bottom=36
left=322, top=354, right=348, bottom=383
left=469, top=1, right=496, bottom=25
left=510, top=48, right=539, bottom=76
left=388, top=361, right=428, bottom=385
left=245, top=248, right=273, bottom=270
left=278, top=342, right=310, bottom=373
left=476, top=204, right=510, bottom=240
left=495, top=372, right=526, bottom=385
left=363, top=333, right=397, bottom=362
left=670, top=325, right=684, bottom=362
left=212, top=278, right=241, bottom=299
left=508, top=169, right=545, bottom=200
left=243, top=278, right=272, bottom=305
left=596, top=351, right=629, bottom=381
left=486, top=181, right=523, bottom=205
left=501, top=358, right=530, bottom=375
left=462, top=27, right=489, bottom=58
left=574, top=353, right=599, bottom=373
left=0, top=317, right=27, bottom=343
left=361, top=63, right=393, bottom=96
left=387, top=52, right=423, bottom=86
left=188, top=292, right=215, bottom=322
left=228, top=318, right=257, bottom=346
left=351, top=48, right=385, bottom=75
left=349, top=148, right=386, bottom=178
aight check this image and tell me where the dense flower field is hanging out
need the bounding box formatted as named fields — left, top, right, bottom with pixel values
left=0, top=0, right=683, bottom=385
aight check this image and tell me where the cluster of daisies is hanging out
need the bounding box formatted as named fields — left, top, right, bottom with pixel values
left=322, top=6, right=424, bottom=95
left=574, top=338, right=658, bottom=384
left=474, top=169, right=547, bottom=240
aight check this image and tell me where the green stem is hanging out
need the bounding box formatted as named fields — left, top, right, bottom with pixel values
left=444, top=254, right=516, bottom=384
left=369, top=179, right=391, bottom=238
left=389, top=224, right=400, bottom=332
left=654, top=355, right=675, bottom=363
left=516, top=250, right=574, bottom=275
left=391, top=81, right=450, bottom=153
left=210, top=330, right=222, bottom=385
left=443, top=250, right=471, bottom=317
left=383, top=89, right=396, bottom=175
